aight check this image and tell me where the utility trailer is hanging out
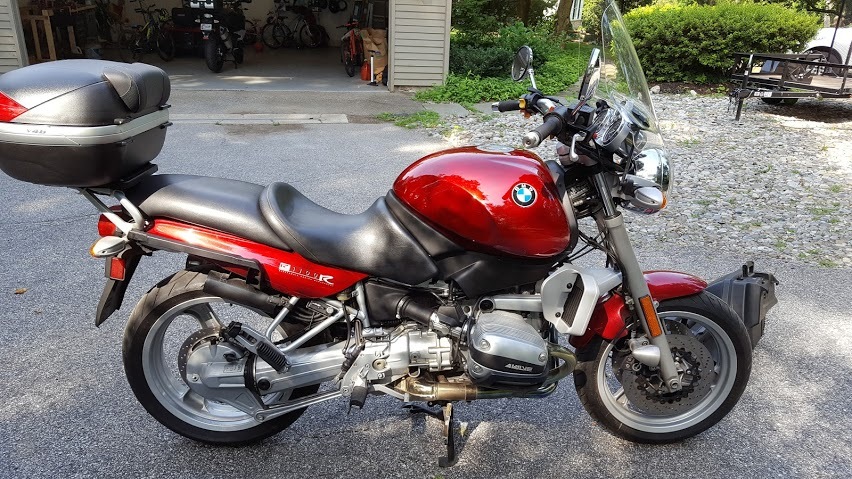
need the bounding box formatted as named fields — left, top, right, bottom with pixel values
left=729, top=3, right=852, bottom=120
left=729, top=52, right=852, bottom=120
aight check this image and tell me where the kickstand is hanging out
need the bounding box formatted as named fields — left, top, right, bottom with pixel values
left=403, top=402, right=457, bottom=467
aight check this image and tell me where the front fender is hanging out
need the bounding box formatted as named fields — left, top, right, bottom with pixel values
left=569, top=271, right=707, bottom=349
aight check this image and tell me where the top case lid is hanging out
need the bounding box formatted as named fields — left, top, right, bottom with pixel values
left=0, top=60, right=170, bottom=126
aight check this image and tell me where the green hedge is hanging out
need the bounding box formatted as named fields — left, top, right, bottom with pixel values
left=450, top=22, right=565, bottom=77
left=624, top=1, right=819, bottom=83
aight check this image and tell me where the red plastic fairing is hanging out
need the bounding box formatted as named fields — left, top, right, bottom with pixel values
left=393, top=146, right=570, bottom=258
left=147, top=219, right=367, bottom=298
left=569, top=271, right=707, bottom=348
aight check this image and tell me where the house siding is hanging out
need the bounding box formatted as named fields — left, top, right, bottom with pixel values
left=389, top=0, right=451, bottom=89
left=0, top=0, right=26, bottom=73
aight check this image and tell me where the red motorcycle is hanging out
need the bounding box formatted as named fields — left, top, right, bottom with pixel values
left=0, top=1, right=775, bottom=466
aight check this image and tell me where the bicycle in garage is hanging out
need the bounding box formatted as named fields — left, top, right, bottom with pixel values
left=119, top=0, right=175, bottom=62
left=338, top=20, right=362, bottom=77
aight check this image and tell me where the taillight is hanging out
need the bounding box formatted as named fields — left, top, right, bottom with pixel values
left=97, top=206, right=124, bottom=237
left=0, top=92, right=28, bottom=122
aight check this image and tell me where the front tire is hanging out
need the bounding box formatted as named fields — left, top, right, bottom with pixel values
left=123, top=270, right=320, bottom=445
left=574, top=292, right=752, bottom=443
left=204, top=39, right=225, bottom=73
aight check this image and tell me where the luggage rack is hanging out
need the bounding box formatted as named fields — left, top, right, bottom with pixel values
left=729, top=52, right=852, bottom=120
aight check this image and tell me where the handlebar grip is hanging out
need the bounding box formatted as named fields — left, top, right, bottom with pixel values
left=523, top=114, right=563, bottom=148
left=492, top=100, right=521, bottom=112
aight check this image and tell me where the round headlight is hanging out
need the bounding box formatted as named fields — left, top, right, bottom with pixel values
left=632, top=148, right=673, bottom=197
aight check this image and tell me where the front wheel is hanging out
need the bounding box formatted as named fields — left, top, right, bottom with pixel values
left=123, top=270, right=321, bottom=444
left=204, top=39, right=225, bottom=73
left=574, top=292, right=752, bottom=443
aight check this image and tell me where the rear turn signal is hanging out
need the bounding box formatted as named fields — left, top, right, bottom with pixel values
left=639, top=295, right=663, bottom=337
left=0, top=92, right=27, bottom=122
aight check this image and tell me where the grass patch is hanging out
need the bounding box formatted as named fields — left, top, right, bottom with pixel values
left=829, top=184, right=843, bottom=193
left=376, top=111, right=442, bottom=129
left=416, top=44, right=593, bottom=104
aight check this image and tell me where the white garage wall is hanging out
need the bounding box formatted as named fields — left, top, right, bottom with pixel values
left=388, top=0, right=450, bottom=88
left=0, top=0, right=27, bottom=72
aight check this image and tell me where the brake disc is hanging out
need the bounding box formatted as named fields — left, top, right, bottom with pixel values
left=620, top=334, right=715, bottom=415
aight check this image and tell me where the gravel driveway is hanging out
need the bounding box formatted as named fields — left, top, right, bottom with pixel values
left=436, top=94, right=852, bottom=267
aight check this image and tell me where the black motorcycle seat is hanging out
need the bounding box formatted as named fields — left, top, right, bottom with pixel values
left=259, top=182, right=438, bottom=284
left=125, top=174, right=294, bottom=252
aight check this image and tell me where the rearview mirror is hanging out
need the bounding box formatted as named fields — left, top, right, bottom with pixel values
left=578, top=48, right=601, bottom=103
left=512, top=46, right=533, bottom=82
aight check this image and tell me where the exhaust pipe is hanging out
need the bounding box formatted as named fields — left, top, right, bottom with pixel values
left=396, top=343, right=577, bottom=401
left=202, top=272, right=288, bottom=315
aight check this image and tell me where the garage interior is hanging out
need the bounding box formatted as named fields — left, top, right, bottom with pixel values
left=14, top=0, right=395, bottom=92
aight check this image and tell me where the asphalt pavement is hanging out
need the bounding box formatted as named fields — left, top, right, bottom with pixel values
left=1, top=91, right=850, bottom=478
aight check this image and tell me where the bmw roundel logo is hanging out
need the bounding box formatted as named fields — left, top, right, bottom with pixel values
left=512, top=183, right=537, bottom=207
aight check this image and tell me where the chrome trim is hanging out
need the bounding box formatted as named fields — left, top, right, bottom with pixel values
left=0, top=109, right=169, bottom=146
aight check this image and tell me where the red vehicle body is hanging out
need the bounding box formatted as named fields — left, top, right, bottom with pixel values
left=393, top=146, right=571, bottom=258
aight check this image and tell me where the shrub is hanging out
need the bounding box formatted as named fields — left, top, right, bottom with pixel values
left=419, top=43, right=593, bottom=103
left=450, top=22, right=565, bottom=77
left=624, top=1, right=820, bottom=82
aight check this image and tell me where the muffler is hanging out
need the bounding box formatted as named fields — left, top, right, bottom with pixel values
left=396, top=343, right=577, bottom=401
left=202, top=271, right=288, bottom=315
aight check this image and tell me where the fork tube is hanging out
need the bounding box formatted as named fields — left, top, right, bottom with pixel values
left=593, top=173, right=681, bottom=392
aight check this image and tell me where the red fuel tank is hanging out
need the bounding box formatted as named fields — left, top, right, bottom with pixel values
left=393, top=146, right=571, bottom=258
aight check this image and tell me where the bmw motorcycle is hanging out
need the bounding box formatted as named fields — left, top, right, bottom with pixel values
left=0, top=0, right=775, bottom=466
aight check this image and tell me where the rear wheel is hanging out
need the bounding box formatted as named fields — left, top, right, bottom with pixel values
left=299, top=23, right=322, bottom=48
left=156, top=27, right=176, bottom=61
left=123, top=270, right=321, bottom=444
left=574, top=292, right=752, bottom=443
left=262, top=23, right=287, bottom=49
left=804, top=48, right=843, bottom=76
left=341, top=42, right=355, bottom=77
left=204, top=39, right=225, bottom=73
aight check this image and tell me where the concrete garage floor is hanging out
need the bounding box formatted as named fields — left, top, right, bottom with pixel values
left=138, top=46, right=387, bottom=92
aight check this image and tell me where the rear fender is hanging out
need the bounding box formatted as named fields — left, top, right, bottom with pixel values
left=95, top=248, right=144, bottom=326
left=569, top=271, right=707, bottom=348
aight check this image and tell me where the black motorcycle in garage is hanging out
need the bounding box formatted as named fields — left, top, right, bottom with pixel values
left=200, top=0, right=252, bottom=72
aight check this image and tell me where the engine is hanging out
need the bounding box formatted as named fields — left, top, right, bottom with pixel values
left=466, top=311, right=549, bottom=387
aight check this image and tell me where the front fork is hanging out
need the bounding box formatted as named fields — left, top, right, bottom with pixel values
left=592, top=173, right=682, bottom=392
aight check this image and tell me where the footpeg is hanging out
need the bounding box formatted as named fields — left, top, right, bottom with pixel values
left=224, top=322, right=290, bottom=372
left=348, top=385, right=368, bottom=411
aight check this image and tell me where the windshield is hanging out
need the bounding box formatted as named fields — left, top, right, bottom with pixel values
left=597, top=0, right=664, bottom=151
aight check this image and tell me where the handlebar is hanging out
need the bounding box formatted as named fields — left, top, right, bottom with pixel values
left=492, top=100, right=521, bottom=112
left=523, top=114, right=563, bottom=148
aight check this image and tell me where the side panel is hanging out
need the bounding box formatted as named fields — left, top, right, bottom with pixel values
left=569, top=271, right=707, bottom=348
left=147, top=219, right=367, bottom=298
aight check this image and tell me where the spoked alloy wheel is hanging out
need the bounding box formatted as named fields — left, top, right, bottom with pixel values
left=262, top=23, right=287, bottom=49
left=574, top=292, right=752, bottom=443
left=299, top=23, right=322, bottom=48
left=123, top=270, right=320, bottom=444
